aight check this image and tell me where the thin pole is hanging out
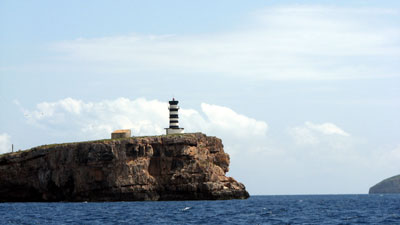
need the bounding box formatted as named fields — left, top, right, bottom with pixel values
left=12, top=144, right=13, bottom=153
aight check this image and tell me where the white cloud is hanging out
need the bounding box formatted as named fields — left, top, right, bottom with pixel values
left=19, top=98, right=268, bottom=146
left=289, top=121, right=350, bottom=146
left=0, top=133, right=11, bottom=154
left=21, top=97, right=168, bottom=139
left=200, top=103, right=268, bottom=138
left=46, top=5, right=400, bottom=80
left=305, top=121, right=349, bottom=136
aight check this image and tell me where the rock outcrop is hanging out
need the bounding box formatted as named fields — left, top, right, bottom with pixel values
left=0, top=133, right=249, bottom=202
left=369, top=175, right=400, bottom=194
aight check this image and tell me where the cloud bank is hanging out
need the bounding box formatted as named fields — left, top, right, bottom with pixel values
left=289, top=121, right=350, bottom=146
left=50, top=5, right=400, bottom=80
left=20, top=98, right=268, bottom=145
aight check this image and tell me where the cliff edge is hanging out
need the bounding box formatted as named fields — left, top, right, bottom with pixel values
left=369, top=175, right=400, bottom=194
left=0, top=133, right=249, bottom=202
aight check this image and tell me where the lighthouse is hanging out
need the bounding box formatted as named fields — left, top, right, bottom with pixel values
left=165, top=98, right=184, bottom=135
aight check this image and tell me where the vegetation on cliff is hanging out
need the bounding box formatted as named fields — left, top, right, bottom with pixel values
left=369, top=175, right=400, bottom=194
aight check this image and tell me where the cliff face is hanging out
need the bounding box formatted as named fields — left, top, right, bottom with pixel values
left=369, top=175, right=400, bottom=194
left=0, top=133, right=249, bottom=202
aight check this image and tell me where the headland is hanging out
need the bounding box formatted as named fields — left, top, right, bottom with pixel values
left=0, top=133, right=249, bottom=202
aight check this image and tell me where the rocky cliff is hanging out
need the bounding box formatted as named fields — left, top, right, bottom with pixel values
left=369, top=175, right=400, bottom=194
left=0, top=133, right=249, bottom=202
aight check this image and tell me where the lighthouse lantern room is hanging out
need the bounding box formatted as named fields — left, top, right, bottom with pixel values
left=165, top=98, right=184, bottom=135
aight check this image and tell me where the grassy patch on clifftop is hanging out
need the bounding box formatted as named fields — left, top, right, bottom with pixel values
left=0, top=133, right=202, bottom=157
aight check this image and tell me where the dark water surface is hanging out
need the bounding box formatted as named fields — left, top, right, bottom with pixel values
left=1, top=195, right=400, bottom=224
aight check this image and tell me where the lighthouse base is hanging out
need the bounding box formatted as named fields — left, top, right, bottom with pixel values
left=165, top=128, right=184, bottom=135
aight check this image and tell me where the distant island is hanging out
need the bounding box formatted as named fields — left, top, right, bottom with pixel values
left=369, top=175, right=400, bottom=194
left=0, top=133, right=249, bottom=202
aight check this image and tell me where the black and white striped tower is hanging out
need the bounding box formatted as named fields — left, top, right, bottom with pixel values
left=165, top=98, right=184, bottom=135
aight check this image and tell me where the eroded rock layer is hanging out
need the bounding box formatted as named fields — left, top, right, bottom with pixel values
left=0, top=133, right=249, bottom=202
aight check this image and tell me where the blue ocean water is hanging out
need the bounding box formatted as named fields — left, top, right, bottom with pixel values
left=1, top=195, right=400, bottom=224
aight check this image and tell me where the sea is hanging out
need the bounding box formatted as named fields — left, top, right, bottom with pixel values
left=1, top=195, right=400, bottom=224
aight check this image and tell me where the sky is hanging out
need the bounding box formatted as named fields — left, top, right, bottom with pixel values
left=0, top=0, right=399, bottom=195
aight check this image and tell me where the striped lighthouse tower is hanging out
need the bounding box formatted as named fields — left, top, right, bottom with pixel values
left=165, top=98, right=184, bottom=135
